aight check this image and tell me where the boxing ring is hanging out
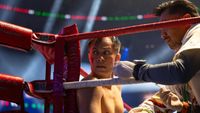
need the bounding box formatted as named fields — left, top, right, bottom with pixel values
left=0, top=16, right=200, bottom=113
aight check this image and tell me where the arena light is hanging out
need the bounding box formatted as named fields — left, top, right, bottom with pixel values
left=43, top=0, right=63, bottom=32
left=0, top=3, right=158, bottom=21
left=81, top=0, right=102, bottom=56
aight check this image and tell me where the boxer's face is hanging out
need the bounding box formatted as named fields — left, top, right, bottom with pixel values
left=88, top=37, right=120, bottom=78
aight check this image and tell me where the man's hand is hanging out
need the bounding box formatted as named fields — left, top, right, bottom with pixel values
left=113, top=61, right=136, bottom=79
left=159, top=88, right=183, bottom=112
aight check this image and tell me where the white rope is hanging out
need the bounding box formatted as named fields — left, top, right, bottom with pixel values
left=63, top=78, right=145, bottom=89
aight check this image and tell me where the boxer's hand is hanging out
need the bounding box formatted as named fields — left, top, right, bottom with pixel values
left=113, top=61, right=135, bottom=79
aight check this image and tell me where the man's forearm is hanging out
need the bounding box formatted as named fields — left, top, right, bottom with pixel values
left=134, top=59, right=189, bottom=85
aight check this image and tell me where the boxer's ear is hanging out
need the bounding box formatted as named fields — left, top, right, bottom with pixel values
left=115, top=53, right=121, bottom=62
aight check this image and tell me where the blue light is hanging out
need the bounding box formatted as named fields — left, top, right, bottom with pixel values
left=121, top=47, right=129, bottom=61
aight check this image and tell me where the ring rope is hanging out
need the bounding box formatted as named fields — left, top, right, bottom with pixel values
left=63, top=78, right=144, bottom=89
left=59, top=16, right=200, bottom=41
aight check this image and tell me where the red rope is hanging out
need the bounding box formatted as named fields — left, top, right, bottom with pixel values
left=80, top=68, right=88, bottom=77
left=123, top=102, right=132, bottom=111
left=59, top=16, right=200, bottom=41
